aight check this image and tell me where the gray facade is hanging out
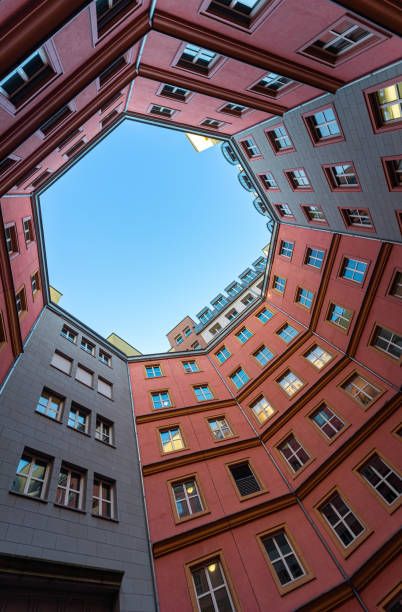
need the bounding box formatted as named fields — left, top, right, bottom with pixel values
left=0, top=306, right=156, bottom=611
left=234, top=62, right=402, bottom=243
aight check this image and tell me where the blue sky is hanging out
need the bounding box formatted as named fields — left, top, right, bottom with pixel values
left=40, top=120, right=269, bottom=353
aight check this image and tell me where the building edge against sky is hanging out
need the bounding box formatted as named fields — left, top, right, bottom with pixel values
left=0, top=1, right=401, bottom=611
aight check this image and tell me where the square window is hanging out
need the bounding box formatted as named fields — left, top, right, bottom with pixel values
left=175, top=334, right=183, bottom=345
left=340, top=258, right=367, bottom=283
left=250, top=71, right=295, bottom=97
left=253, top=345, right=274, bottom=366
left=159, top=83, right=192, bottom=102
left=184, top=326, right=192, bottom=337
left=279, top=241, right=294, bottom=258
left=279, top=434, right=310, bottom=471
left=149, top=104, right=176, bottom=118
left=68, top=404, right=90, bottom=434
left=273, top=275, right=286, bottom=294
left=341, top=372, right=381, bottom=407
left=96, top=415, right=114, bottom=445
left=230, top=367, right=249, bottom=389
left=200, top=117, right=225, bottom=129
left=304, top=344, right=332, bottom=369
left=194, top=385, right=214, bottom=401
left=324, top=163, right=360, bottom=191
left=146, top=364, right=163, bottom=378
left=229, top=461, right=261, bottom=496
left=296, top=287, right=314, bottom=309
left=5, top=224, right=19, bottom=256
left=160, top=427, right=185, bottom=453
left=327, top=303, right=353, bottom=331
left=11, top=451, right=50, bottom=499
left=172, top=478, right=203, bottom=519
left=319, top=491, right=365, bottom=548
left=241, top=293, right=254, bottom=306
left=235, top=327, right=253, bottom=343
left=257, top=308, right=273, bottom=323
left=151, top=391, right=172, bottom=409
left=215, top=346, right=231, bottom=363
left=219, top=102, right=248, bottom=116
left=305, top=248, right=324, bottom=268
left=175, top=44, right=218, bottom=76
left=183, top=360, right=199, bottom=373
left=209, top=322, right=222, bottom=335
left=277, top=370, right=304, bottom=397
left=208, top=417, right=233, bottom=441
left=56, top=464, right=84, bottom=510
left=371, top=326, right=402, bottom=360
left=382, top=156, right=402, bottom=191
left=61, top=324, right=77, bottom=344
left=99, top=349, right=112, bottom=366
left=266, top=125, right=294, bottom=154
left=285, top=168, right=312, bottom=191
left=275, top=204, right=294, bottom=219
left=250, top=396, right=274, bottom=424
left=240, top=137, right=261, bottom=159
left=358, top=453, right=401, bottom=506
left=92, top=476, right=115, bottom=519
left=277, top=323, right=298, bottom=343
left=310, top=403, right=345, bottom=439
left=340, top=208, right=373, bottom=229
left=204, top=0, right=265, bottom=28
left=226, top=308, right=238, bottom=321
left=80, top=337, right=95, bottom=355
left=304, top=106, right=343, bottom=144
left=50, top=350, right=73, bottom=375
left=260, top=172, right=279, bottom=191
left=302, top=205, right=327, bottom=224
left=36, top=388, right=64, bottom=421
left=260, top=529, right=306, bottom=588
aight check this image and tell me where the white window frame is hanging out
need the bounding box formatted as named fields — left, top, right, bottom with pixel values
left=56, top=465, right=84, bottom=510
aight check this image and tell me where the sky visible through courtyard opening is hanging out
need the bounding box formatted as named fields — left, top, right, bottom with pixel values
left=40, top=120, right=269, bottom=353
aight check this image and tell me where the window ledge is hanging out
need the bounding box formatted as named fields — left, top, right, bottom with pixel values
left=91, top=513, right=119, bottom=523
left=9, top=490, right=48, bottom=504
left=67, top=425, right=91, bottom=437
left=35, top=411, right=63, bottom=424
left=95, top=437, right=116, bottom=449
left=54, top=502, right=86, bottom=514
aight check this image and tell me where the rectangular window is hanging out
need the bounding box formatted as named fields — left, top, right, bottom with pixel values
left=305, top=248, right=324, bottom=268
left=390, top=271, right=402, bottom=298
left=0, top=47, right=55, bottom=107
left=184, top=326, right=192, bottom=336
left=55, top=464, right=84, bottom=510
left=201, top=118, right=225, bottom=129
left=275, top=204, right=294, bottom=219
left=383, top=157, right=402, bottom=191
left=277, top=323, right=298, bottom=343
left=230, top=367, right=249, bottom=389
left=341, top=372, right=381, bottom=407
left=95, top=415, right=114, bottom=445
left=172, top=478, right=203, bottom=519
left=31, top=170, right=51, bottom=189
left=257, top=308, right=273, bottom=323
left=36, top=389, right=63, bottom=421
left=327, top=303, right=353, bottom=331
left=319, top=491, right=365, bottom=548
left=304, top=345, right=332, bottom=369
left=359, top=454, right=401, bottom=506
left=279, top=435, right=310, bottom=472
left=273, top=276, right=286, bottom=293
left=183, top=360, right=199, bottom=373
left=296, top=287, right=314, bottom=309
left=199, top=309, right=213, bottom=324
left=92, top=477, right=115, bottom=519
left=226, top=308, right=238, bottom=321
left=149, top=104, right=176, bottom=118
left=367, top=80, right=402, bottom=130
left=194, top=385, right=214, bottom=401
left=190, top=558, right=235, bottom=612
left=250, top=396, right=274, bottom=424
left=254, top=346, right=274, bottom=366
left=95, top=0, right=136, bottom=35
left=100, top=109, right=119, bottom=129
left=341, top=258, right=367, bottom=283
left=241, top=293, right=254, bottom=306
left=371, top=326, right=402, bottom=360
left=31, top=271, right=40, bottom=295
left=176, top=44, right=218, bottom=75
left=61, top=324, right=77, bottom=344
left=175, top=334, right=183, bottom=345
left=23, top=218, right=34, bottom=243
left=324, top=163, right=359, bottom=190
left=99, top=349, right=111, bottom=366
left=216, top=346, right=231, bottom=363
left=240, top=269, right=256, bottom=284
left=39, top=105, right=72, bottom=136
left=251, top=72, right=294, bottom=96
left=159, top=83, right=192, bottom=101
left=98, top=56, right=126, bottom=88
left=146, top=364, right=162, bottom=378
left=305, top=106, right=342, bottom=143
left=279, top=241, right=294, bottom=258
left=229, top=461, right=261, bottom=496
left=277, top=370, right=304, bottom=397
left=341, top=208, right=373, bottom=228
left=208, top=417, right=233, bottom=441
left=0, top=157, right=19, bottom=177
left=15, top=287, right=27, bottom=316
left=266, top=125, right=294, bottom=153
left=160, top=427, right=185, bottom=453
left=64, top=139, right=86, bottom=159
left=5, top=224, right=18, bottom=256
left=192, top=341, right=201, bottom=349
left=151, top=391, right=172, bottom=409
left=220, top=102, right=248, bottom=116
left=209, top=322, right=222, bottom=336
left=261, top=530, right=306, bottom=586
left=303, top=206, right=327, bottom=223
left=98, top=377, right=113, bottom=399
left=240, top=138, right=261, bottom=159
left=68, top=404, right=90, bottom=434
left=311, top=404, right=345, bottom=439
left=50, top=351, right=73, bottom=375
left=75, top=365, right=94, bottom=387
left=11, top=451, right=50, bottom=499
left=81, top=337, right=95, bottom=355
left=235, top=327, right=253, bottom=343
left=285, top=168, right=311, bottom=190
left=212, top=295, right=227, bottom=310
left=260, top=172, right=278, bottom=190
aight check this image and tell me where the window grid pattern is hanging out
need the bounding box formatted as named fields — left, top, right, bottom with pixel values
left=254, top=346, right=274, bottom=366
left=304, top=206, right=326, bottom=222
left=312, top=20, right=372, bottom=57
left=151, top=391, right=172, bottom=409
left=257, top=72, right=293, bottom=92
left=92, top=478, right=114, bottom=519
left=305, top=248, right=324, bottom=268
left=305, top=345, right=332, bottom=369
left=344, top=208, right=372, bottom=227
left=310, top=107, right=341, bottom=139
left=375, top=81, right=402, bottom=124
left=11, top=453, right=49, bottom=499
left=172, top=479, right=203, bottom=519
left=230, top=368, right=250, bottom=389
left=296, top=287, right=314, bottom=308
left=280, top=241, right=294, bottom=257
left=278, top=371, right=304, bottom=396
left=270, top=126, right=292, bottom=150
left=262, top=531, right=305, bottom=586
left=36, top=391, right=63, bottom=421
left=288, top=168, right=310, bottom=188
left=261, top=172, right=278, bottom=189
left=341, top=258, right=367, bottom=283
left=242, top=138, right=261, bottom=158
left=250, top=396, right=275, bottom=424
left=277, top=324, right=298, bottom=343
left=208, top=417, right=233, bottom=441
left=146, top=365, right=162, bottom=378
left=273, top=276, right=286, bottom=293
left=216, top=347, right=231, bottom=363
left=236, top=327, right=253, bottom=343
left=311, top=404, right=345, bottom=439
left=320, top=492, right=364, bottom=547
left=56, top=466, right=83, bottom=509
left=257, top=308, right=274, bottom=323
left=279, top=435, right=310, bottom=472
left=194, top=385, right=214, bottom=401
left=390, top=271, right=402, bottom=298
left=328, top=304, right=353, bottom=330
left=359, top=454, right=402, bottom=505
left=95, top=417, right=113, bottom=445
left=68, top=407, right=89, bottom=433
left=372, top=327, right=402, bottom=360
left=183, top=361, right=199, bottom=373
left=191, top=560, right=235, bottom=612
left=342, top=373, right=380, bottom=406
left=160, top=427, right=185, bottom=453
left=330, top=164, right=358, bottom=187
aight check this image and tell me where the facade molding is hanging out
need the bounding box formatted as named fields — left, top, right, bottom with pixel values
left=331, top=0, right=402, bottom=36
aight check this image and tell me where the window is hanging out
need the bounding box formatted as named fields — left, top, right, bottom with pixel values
left=226, top=282, right=242, bottom=297
left=205, top=0, right=263, bottom=28
left=65, top=139, right=87, bottom=159
left=341, top=258, right=367, bottom=283
left=39, top=105, right=72, bottom=136
left=0, top=156, right=19, bottom=177
left=257, top=308, right=273, bottom=323
left=146, top=364, right=162, bottom=378
left=92, top=477, right=115, bottom=519
left=98, top=56, right=127, bottom=87
left=81, top=337, right=95, bottom=355
left=159, top=83, right=191, bottom=101
left=302, top=206, right=327, bottom=223
left=56, top=465, right=84, bottom=510
left=327, top=303, right=353, bottom=331
left=183, top=360, right=199, bottom=373
left=57, top=129, right=81, bottom=151
left=151, top=391, right=172, bottom=409
left=199, top=309, right=213, bottom=324
left=5, top=224, right=18, bottom=256
left=277, top=323, right=298, bottom=343
left=310, top=404, right=345, bottom=439
left=176, top=44, right=218, bottom=75
left=194, top=385, right=214, bottom=401
left=279, top=435, right=310, bottom=472
left=99, top=349, right=111, bottom=366
left=226, top=308, right=238, bottom=321
left=382, top=590, right=402, bottom=612
left=184, top=326, right=192, bottom=336
left=358, top=454, right=401, bottom=506
left=61, top=325, right=77, bottom=344
left=275, top=204, right=294, bottom=219
left=251, top=72, right=294, bottom=96
left=31, top=271, right=40, bottom=295
left=11, top=452, right=50, bottom=499
left=383, top=157, right=402, bottom=191
left=341, top=372, right=381, bottom=407
left=250, top=396, right=274, bottom=424
left=30, top=170, right=51, bottom=189
left=36, top=389, right=63, bottom=421
left=324, top=163, right=359, bottom=190
left=208, top=417, right=233, bottom=441
left=261, top=530, right=306, bottom=587
left=230, top=367, right=249, bottom=389
left=254, top=346, right=274, bottom=366
left=240, top=269, right=256, bottom=283
left=175, top=334, right=183, bottom=345
left=95, top=0, right=136, bottom=35
left=190, top=558, right=235, bottom=612
left=100, top=109, right=119, bottom=129
left=277, top=371, right=304, bottom=397
left=160, top=427, right=185, bottom=453
left=296, top=287, right=314, bottom=309
left=212, top=295, right=227, bottom=310
left=172, top=478, right=203, bottom=519
left=98, top=377, right=113, bottom=399
left=273, top=276, right=286, bottom=293
left=305, top=248, right=324, bottom=268
left=241, top=293, right=254, bottom=306
left=68, top=404, right=90, bottom=434
left=285, top=168, right=311, bottom=190
left=220, top=102, right=248, bottom=116
left=341, top=208, right=373, bottom=228
left=371, top=326, right=402, bottom=360
left=390, top=271, right=402, bottom=298
left=305, top=106, right=342, bottom=143
left=319, top=491, right=365, bottom=548
left=215, top=346, right=230, bottom=363
left=15, top=287, right=27, bottom=316
left=192, top=341, right=201, bottom=349
left=229, top=461, right=261, bottom=496
left=209, top=322, right=222, bottom=336
left=260, top=172, right=278, bottom=190
left=50, top=351, right=73, bottom=375
left=23, top=218, right=34, bottom=243
left=75, top=365, right=94, bottom=387
left=304, top=345, right=332, bottom=369
left=96, top=416, right=114, bottom=445
left=149, top=104, right=176, bottom=118
left=235, top=327, right=253, bottom=343
left=368, top=80, right=402, bottom=130
left=266, top=125, right=294, bottom=153
left=201, top=118, right=225, bottom=129
left=0, top=47, right=55, bottom=107
left=279, top=241, right=293, bottom=258
left=240, top=138, right=261, bottom=159
left=301, top=18, right=375, bottom=65
left=0, top=312, right=6, bottom=346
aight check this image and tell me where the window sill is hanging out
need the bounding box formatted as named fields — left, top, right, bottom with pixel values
left=35, top=410, right=63, bottom=424
left=97, top=391, right=113, bottom=401
left=54, top=502, right=86, bottom=514
left=174, top=509, right=210, bottom=526
left=91, top=513, right=119, bottom=523
left=9, top=490, right=48, bottom=504
left=67, top=425, right=91, bottom=437
left=237, top=488, right=268, bottom=503
left=95, top=437, right=116, bottom=449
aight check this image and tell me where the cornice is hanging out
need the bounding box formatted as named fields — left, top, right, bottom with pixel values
left=136, top=398, right=237, bottom=424
left=152, top=10, right=344, bottom=93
